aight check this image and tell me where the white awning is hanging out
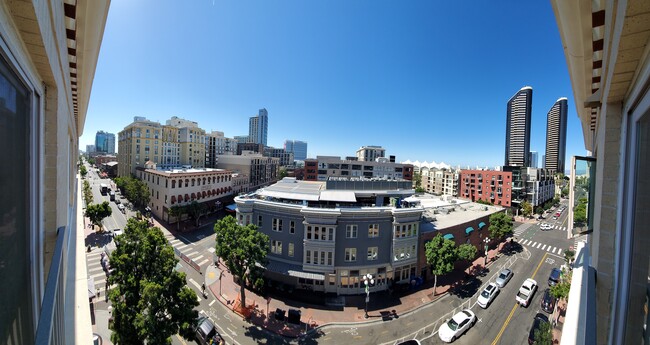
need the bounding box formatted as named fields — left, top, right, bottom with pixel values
left=319, top=190, right=357, bottom=202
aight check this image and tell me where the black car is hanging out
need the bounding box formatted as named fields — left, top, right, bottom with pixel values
left=548, top=268, right=562, bottom=286
left=195, top=317, right=225, bottom=345
left=540, top=288, right=557, bottom=313
left=528, top=313, right=550, bottom=344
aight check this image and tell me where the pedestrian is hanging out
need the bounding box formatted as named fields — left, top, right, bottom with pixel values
left=202, top=282, right=206, bottom=293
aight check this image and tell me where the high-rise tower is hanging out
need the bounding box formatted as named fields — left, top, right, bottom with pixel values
left=504, top=86, right=533, bottom=167
left=249, top=108, right=268, bottom=146
left=544, top=98, right=568, bottom=173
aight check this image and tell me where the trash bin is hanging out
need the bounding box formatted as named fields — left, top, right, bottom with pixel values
left=288, top=309, right=301, bottom=325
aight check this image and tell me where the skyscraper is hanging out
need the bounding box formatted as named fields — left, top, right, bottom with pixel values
left=249, top=108, right=268, bottom=146
left=529, top=151, right=539, bottom=168
left=95, top=130, right=115, bottom=154
left=284, top=140, right=307, bottom=161
left=544, top=98, right=568, bottom=173
left=504, top=86, right=533, bottom=167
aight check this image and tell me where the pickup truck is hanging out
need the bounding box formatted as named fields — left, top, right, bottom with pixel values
left=516, top=278, right=538, bottom=307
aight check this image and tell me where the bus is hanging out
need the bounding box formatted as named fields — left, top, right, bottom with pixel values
left=100, top=183, right=108, bottom=195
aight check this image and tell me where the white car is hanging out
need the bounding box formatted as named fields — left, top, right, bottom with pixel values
left=438, top=309, right=476, bottom=342
left=540, top=223, right=552, bottom=230
left=495, top=268, right=513, bottom=288
left=477, top=283, right=500, bottom=308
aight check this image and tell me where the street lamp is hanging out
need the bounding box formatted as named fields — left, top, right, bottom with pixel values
left=484, top=237, right=491, bottom=266
left=219, top=271, right=224, bottom=297
left=363, top=273, right=374, bottom=319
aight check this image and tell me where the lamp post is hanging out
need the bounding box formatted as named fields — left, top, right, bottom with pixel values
left=219, top=271, right=224, bottom=297
left=363, top=273, right=374, bottom=319
left=484, top=237, right=490, bottom=266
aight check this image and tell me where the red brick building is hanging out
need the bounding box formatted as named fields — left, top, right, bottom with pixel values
left=459, top=170, right=513, bottom=207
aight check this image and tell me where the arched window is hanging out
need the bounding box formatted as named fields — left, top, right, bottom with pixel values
left=172, top=180, right=176, bottom=188
left=185, top=179, right=189, bottom=187
left=191, top=178, right=195, bottom=187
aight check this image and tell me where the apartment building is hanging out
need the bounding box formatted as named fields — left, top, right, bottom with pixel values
left=0, top=1, right=109, bottom=343
left=551, top=1, right=650, bottom=343
left=524, top=167, right=555, bottom=207
left=249, top=108, right=268, bottom=146
left=459, top=169, right=513, bottom=207
left=236, top=142, right=264, bottom=155
left=544, top=97, right=568, bottom=173
left=264, top=146, right=294, bottom=167
left=356, top=145, right=386, bottom=162
left=136, top=164, right=233, bottom=222
left=117, top=117, right=164, bottom=176
left=505, top=86, right=533, bottom=167
left=161, top=125, right=180, bottom=169
left=95, top=130, right=115, bottom=154
left=205, top=131, right=236, bottom=168
left=235, top=177, right=422, bottom=294
left=303, top=156, right=413, bottom=182
left=422, top=168, right=459, bottom=196
left=167, top=116, right=206, bottom=169
left=216, top=151, right=279, bottom=190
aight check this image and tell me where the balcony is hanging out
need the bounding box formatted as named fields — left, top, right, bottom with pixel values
left=561, top=241, right=596, bottom=344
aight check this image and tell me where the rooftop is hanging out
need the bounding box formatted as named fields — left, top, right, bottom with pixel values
left=407, top=194, right=503, bottom=230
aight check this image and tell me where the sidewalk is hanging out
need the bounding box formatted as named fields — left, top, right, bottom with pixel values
left=204, top=244, right=510, bottom=338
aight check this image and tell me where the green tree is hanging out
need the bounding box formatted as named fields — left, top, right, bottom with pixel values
left=521, top=201, right=533, bottom=218
left=80, top=164, right=87, bottom=177
left=561, top=186, right=569, bottom=198
left=83, top=180, right=93, bottom=205
left=550, top=280, right=571, bottom=301
left=125, top=177, right=150, bottom=208
left=413, top=172, right=422, bottom=189
left=563, top=249, right=575, bottom=268
left=108, top=219, right=198, bottom=344
left=214, top=216, right=269, bottom=308
left=168, top=205, right=185, bottom=230
left=488, top=212, right=513, bottom=241
left=85, top=201, right=112, bottom=232
left=457, top=243, right=477, bottom=274
left=475, top=199, right=494, bottom=206
left=533, top=320, right=553, bottom=345
left=425, top=234, right=458, bottom=295
left=187, top=201, right=207, bottom=227
left=279, top=167, right=288, bottom=179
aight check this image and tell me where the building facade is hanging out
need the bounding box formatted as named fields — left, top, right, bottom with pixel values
left=264, top=146, right=294, bottom=167
left=236, top=142, right=264, bottom=155
left=95, top=130, right=115, bottom=154
left=235, top=178, right=422, bottom=294
left=216, top=152, right=279, bottom=190
left=205, top=131, right=236, bottom=168
left=504, top=86, right=533, bottom=167
left=0, top=1, right=109, bottom=343
left=117, top=117, right=164, bottom=177
left=86, top=144, right=96, bottom=155
left=459, top=169, right=513, bottom=207
left=95, top=155, right=117, bottom=166
left=524, top=168, right=555, bottom=207
left=421, top=168, right=459, bottom=196
left=544, top=97, right=568, bottom=173
left=284, top=139, right=307, bottom=161
left=303, top=156, right=413, bottom=182
left=551, top=1, right=650, bottom=343
left=528, top=151, right=538, bottom=168
left=248, top=108, right=268, bottom=146
left=136, top=165, right=233, bottom=222
left=356, top=145, right=386, bottom=162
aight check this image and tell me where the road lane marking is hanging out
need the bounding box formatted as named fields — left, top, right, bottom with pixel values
left=558, top=249, right=563, bottom=255
left=198, top=259, right=210, bottom=267
left=209, top=299, right=216, bottom=306
left=536, top=243, right=542, bottom=249
left=541, top=245, right=547, bottom=250
left=193, top=254, right=205, bottom=261
left=491, top=252, right=548, bottom=345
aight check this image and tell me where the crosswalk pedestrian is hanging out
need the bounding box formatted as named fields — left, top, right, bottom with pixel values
left=518, top=239, right=565, bottom=256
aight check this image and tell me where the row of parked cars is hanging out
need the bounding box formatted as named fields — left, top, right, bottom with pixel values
left=435, top=266, right=561, bottom=343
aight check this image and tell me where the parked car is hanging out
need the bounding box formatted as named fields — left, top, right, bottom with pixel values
left=114, top=198, right=121, bottom=205
left=117, top=204, right=126, bottom=213
left=396, top=340, right=421, bottom=345
left=477, top=283, right=500, bottom=308
left=548, top=268, right=562, bottom=286
left=194, top=316, right=224, bottom=345
left=438, top=309, right=476, bottom=342
left=110, top=228, right=123, bottom=239
left=540, top=223, right=552, bottom=230
left=495, top=268, right=513, bottom=288
left=516, top=278, right=538, bottom=307
left=528, top=313, right=550, bottom=344
left=540, top=288, right=557, bottom=313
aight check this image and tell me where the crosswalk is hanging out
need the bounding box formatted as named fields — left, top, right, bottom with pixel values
left=517, top=239, right=563, bottom=255
left=166, top=236, right=213, bottom=271
left=551, top=225, right=568, bottom=231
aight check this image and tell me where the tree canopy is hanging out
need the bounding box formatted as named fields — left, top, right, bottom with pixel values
left=533, top=320, right=553, bottom=345
left=115, top=176, right=150, bottom=208
left=108, top=219, right=198, bottom=344
left=521, top=201, right=533, bottom=218
left=83, top=180, right=93, bottom=206
left=187, top=201, right=208, bottom=227
left=85, top=201, right=112, bottom=231
left=214, top=216, right=269, bottom=308
left=80, top=164, right=87, bottom=177
left=488, top=212, right=513, bottom=241
left=425, top=234, right=458, bottom=295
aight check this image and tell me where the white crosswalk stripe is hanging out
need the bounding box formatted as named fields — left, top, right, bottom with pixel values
left=541, top=245, right=547, bottom=251
left=558, top=249, right=563, bottom=255
left=193, top=254, right=204, bottom=261
left=535, top=243, right=542, bottom=249
left=551, top=247, right=557, bottom=254
left=198, top=259, right=210, bottom=267
left=185, top=251, right=200, bottom=258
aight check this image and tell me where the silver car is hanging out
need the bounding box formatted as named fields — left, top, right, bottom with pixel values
left=495, top=268, right=513, bottom=288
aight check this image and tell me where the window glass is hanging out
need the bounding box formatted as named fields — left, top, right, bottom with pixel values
left=0, top=54, right=34, bottom=344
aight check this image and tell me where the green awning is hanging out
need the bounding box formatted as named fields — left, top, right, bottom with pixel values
left=465, top=227, right=475, bottom=235
left=478, top=222, right=486, bottom=229
left=443, top=234, right=455, bottom=240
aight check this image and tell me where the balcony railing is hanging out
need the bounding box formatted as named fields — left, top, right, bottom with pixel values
left=35, top=226, right=67, bottom=345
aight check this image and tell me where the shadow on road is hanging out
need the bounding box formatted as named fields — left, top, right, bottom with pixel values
left=450, top=276, right=482, bottom=299
left=500, top=241, right=523, bottom=256
left=85, top=231, right=113, bottom=249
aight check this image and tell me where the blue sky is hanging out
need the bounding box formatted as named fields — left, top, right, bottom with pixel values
left=82, top=0, right=585, bottom=168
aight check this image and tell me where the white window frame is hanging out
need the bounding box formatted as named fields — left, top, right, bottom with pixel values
left=288, top=242, right=294, bottom=257
left=368, top=224, right=379, bottom=238
left=345, top=248, right=357, bottom=262
left=367, top=247, right=378, bottom=261
left=271, top=240, right=282, bottom=255
left=346, top=225, right=358, bottom=238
